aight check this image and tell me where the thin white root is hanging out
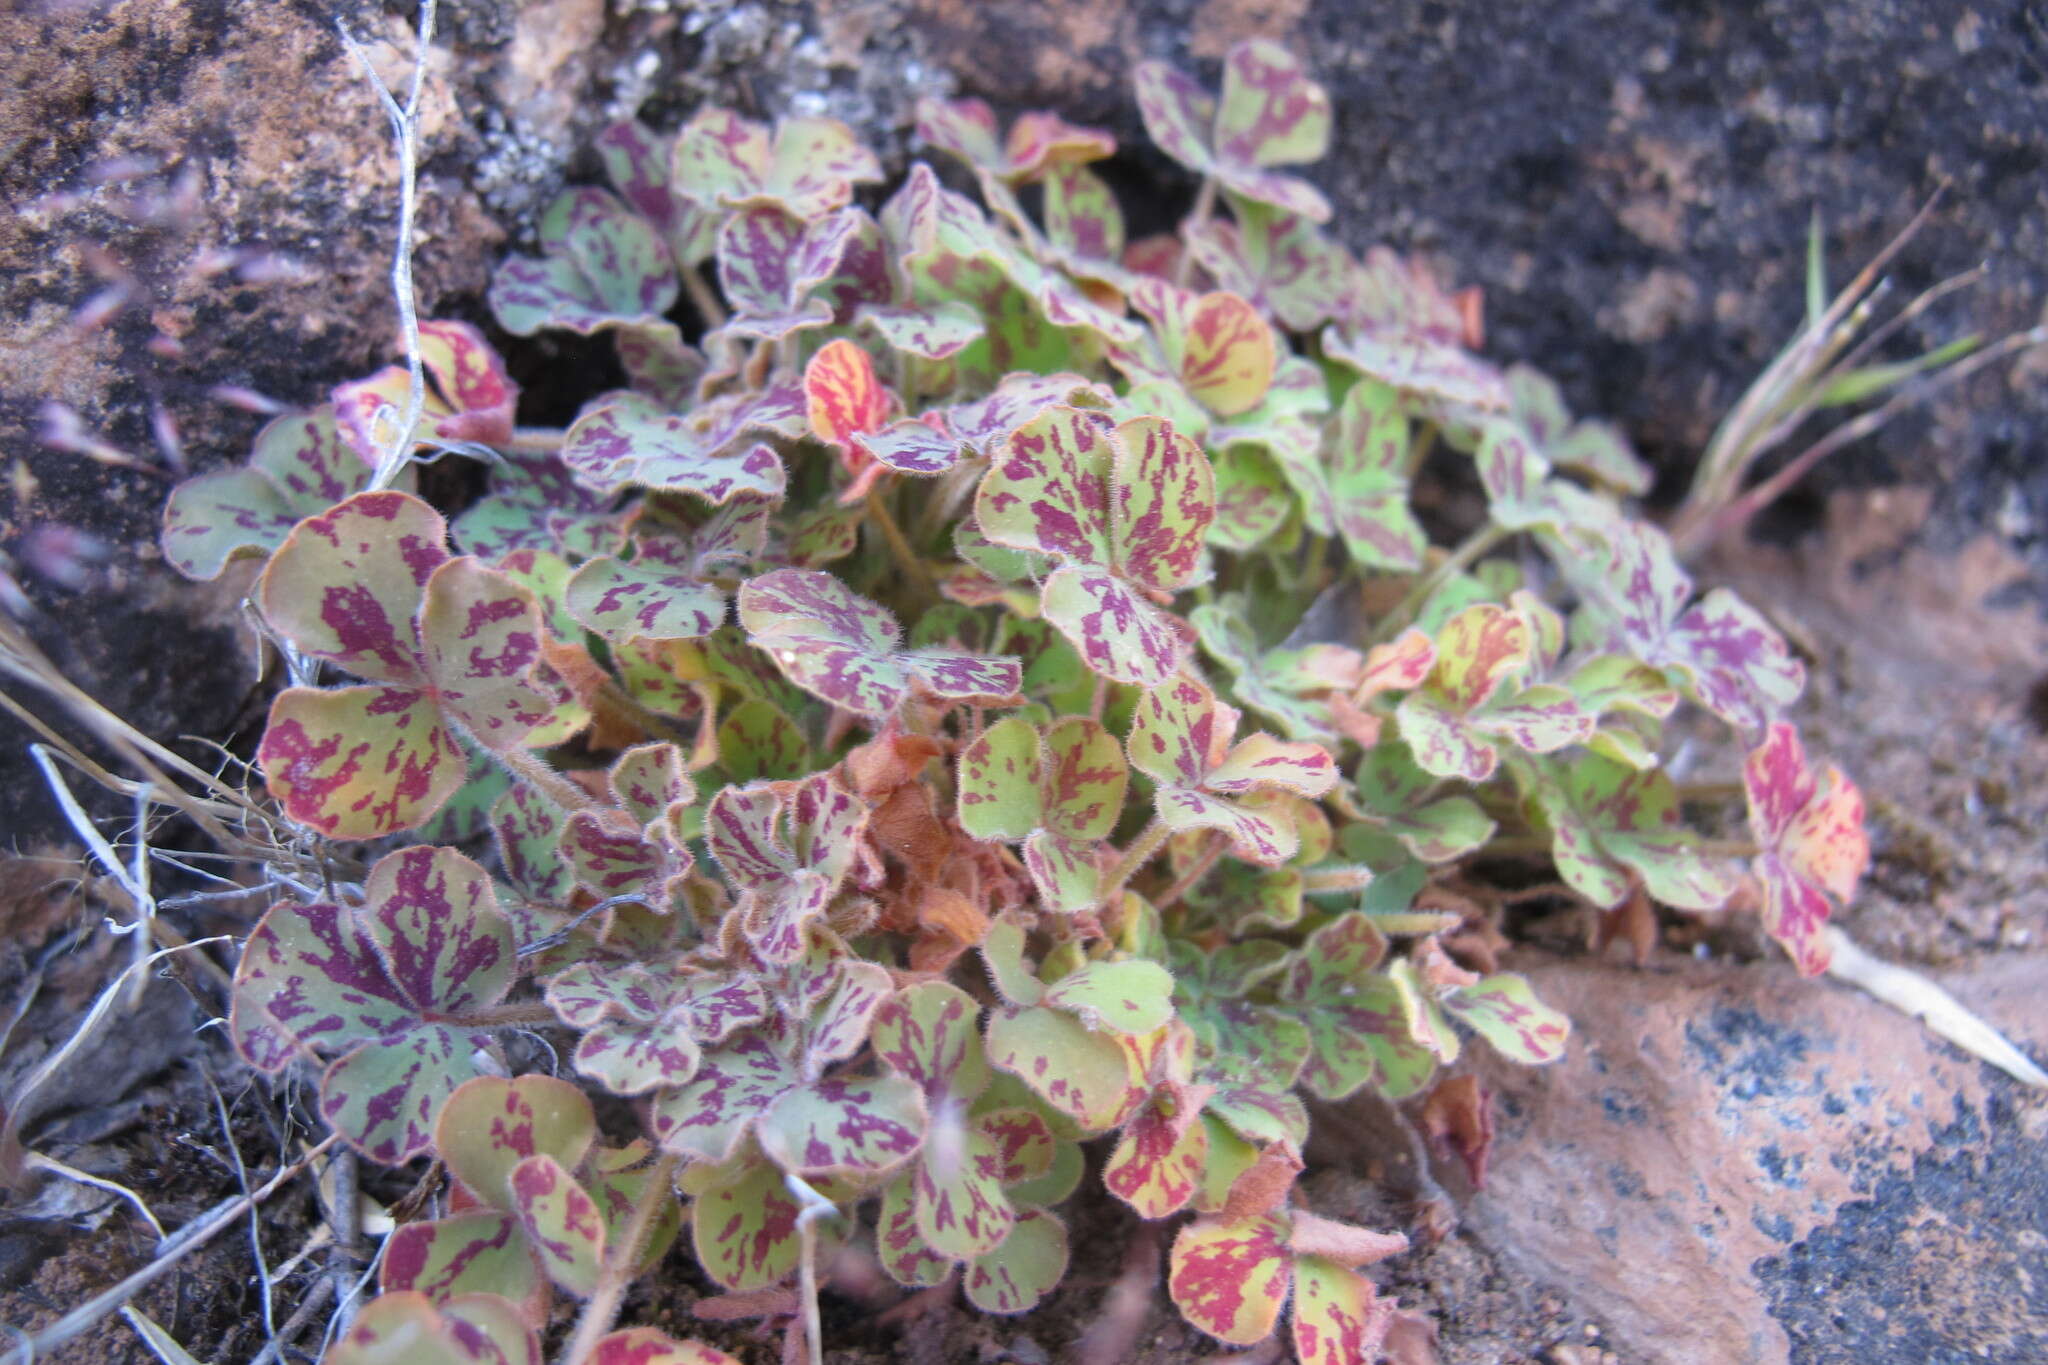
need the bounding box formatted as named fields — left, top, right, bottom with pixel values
left=786, top=1173, right=838, bottom=1365
left=1823, top=926, right=2048, bottom=1089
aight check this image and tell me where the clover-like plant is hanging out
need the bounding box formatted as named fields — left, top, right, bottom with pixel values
left=154, top=35, right=1877, bottom=1365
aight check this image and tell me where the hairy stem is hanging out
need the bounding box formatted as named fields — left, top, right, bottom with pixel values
left=559, top=1151, right=680, bottom=1365
left=1151, top=833, right=1225, bottom=912
left=1101, top=818, right=1169, bottom=908
left=866, top=483, right=935, bottom=600
left=505, top=427, right=567, bottom=454
left=681, top=263, right=728, bottom=329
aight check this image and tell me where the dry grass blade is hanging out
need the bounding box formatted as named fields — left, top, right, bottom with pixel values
left=1824, top=926, right=2048, bottom=1088
left=335, top=0, right=439, bottom=491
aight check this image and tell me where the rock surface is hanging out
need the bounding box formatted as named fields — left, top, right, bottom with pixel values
left=1464, top=950, right=2048, bottom=1364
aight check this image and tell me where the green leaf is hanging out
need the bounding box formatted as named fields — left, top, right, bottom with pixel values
left=1520, top=751, right=1743, bottom=911
left=160, top=407, right=370, bottom=580
left=1168, top=1211, right=1292, bottom=1346
left=510, top=1154, right=608, bottom=1297
left=1442, top=973, right=1571, bottom=1065
left=1276, top=913, right=1437, bottom=1101
left=691, top=1155, right=805, bottom=1291
left=379, top=1212, right=541, bottom=1317
left=985, top=1005, right=1138, bottom=1131
left=740, top=568, right=1022, bottom=716
left=965, top=1209, right=1069, bottom=1314
left=956, top=717, right=1045, bottom=842
left=436, top=1076, right=598, bottom=1211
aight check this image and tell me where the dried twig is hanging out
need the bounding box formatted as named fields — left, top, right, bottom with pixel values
left=335, top=0, right=440, bottom=492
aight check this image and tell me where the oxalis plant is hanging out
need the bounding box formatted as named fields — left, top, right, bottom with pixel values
left=148, top=38, right=1876, bottom=1365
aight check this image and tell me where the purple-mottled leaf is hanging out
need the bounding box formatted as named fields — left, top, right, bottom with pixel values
left=1168, top=1211, right=1292, bottom=1346
left=1104, top=1090, right=1208, bottom=1220
left=436, top=1075, right=597, bottom=1211
left=964, top=1208, right=1068, bottom=1315
left=508, top=1154, right=607, bottom=1296
left=1135, top=41, right=1331, bottom=220
left=547, top=961, right=771, bottom=1095
left=416, top=557, right=549, bottom=748
left=874, top=980, right=990, bottom=1104
left=1743, top=722, right=1868, bottom=976
left=613, top=320, right=707, bottom=410
left=672, top=108, right=882, bottom=220
left=161, top=407, right=369, bottom=580
left=1192, top=598, right=1363, bottom=743
left=648, top=1024, right=800, bottom=1163
left=1276, top=913, right=1437, bottom=1101
left=716, top=699, right=811, bottom=782
left=1348, top=740, right=1495, bottom=863
left=757, top=1072, right=925, bottom=1177
left=491, top=188, right=677, bottom=336
left=985, top=1005, right=1140, bottom=1132
left=332, top=320, right=519, bottom=461
left=1292, top=1254, right=1392, bottom=1365
left=1042, top=959, right=1175, bottom=1036
left=1039, top=567, right=1191, bottom=691
left=231, top=847, right=513, bottom=1163
left=1521, top=751, right=1743, bottom=911
left=878, top=1171, right=955, bottom=1288
left=856, top=301, right=985, bottom=360
left=1042, top=163, right=1126, bottom=270
left=258, top=489, right=447, bottom=682
left=1325, top=378, right=1425, bottom=571
left=561, top=388, right=800, bottom=500
left=1022, top=831, right=1107, bottom=916
left=956, top=717, right=1045, bottom=842
left=589, top=1328, right=742, bottom=1365
left=378, top=1212, right=542, bottom=1320
left=566, top=548, right=726, bottom=643
left=690, top=1155, right=804, bottom=1291
left=740, top=568, right=1019, bottom=715
left=1188, top=196, right=1351, bottom=332
left=490, top=780, right=572, bottom=903
left=259, top=684, right=461, bottom=840
left=1325, top=247, right=1508, bottom=410
left=1506, top=362, right=1652, bottom=493
left=452, top=452, right=619, bottom=563
left=1206, top=445, right=1293, bottom=552
left=714, top=206, right=852, bottom=341
left=1442, top=973, right=1571, bottom=1064
left=741, top=871, right=833, bottom=966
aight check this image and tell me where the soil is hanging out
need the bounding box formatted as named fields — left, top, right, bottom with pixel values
left=2, top=2, right=2047, bottom=1363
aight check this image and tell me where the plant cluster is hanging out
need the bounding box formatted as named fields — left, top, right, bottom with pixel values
left=159, top=39, right=1871, bottom=1364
